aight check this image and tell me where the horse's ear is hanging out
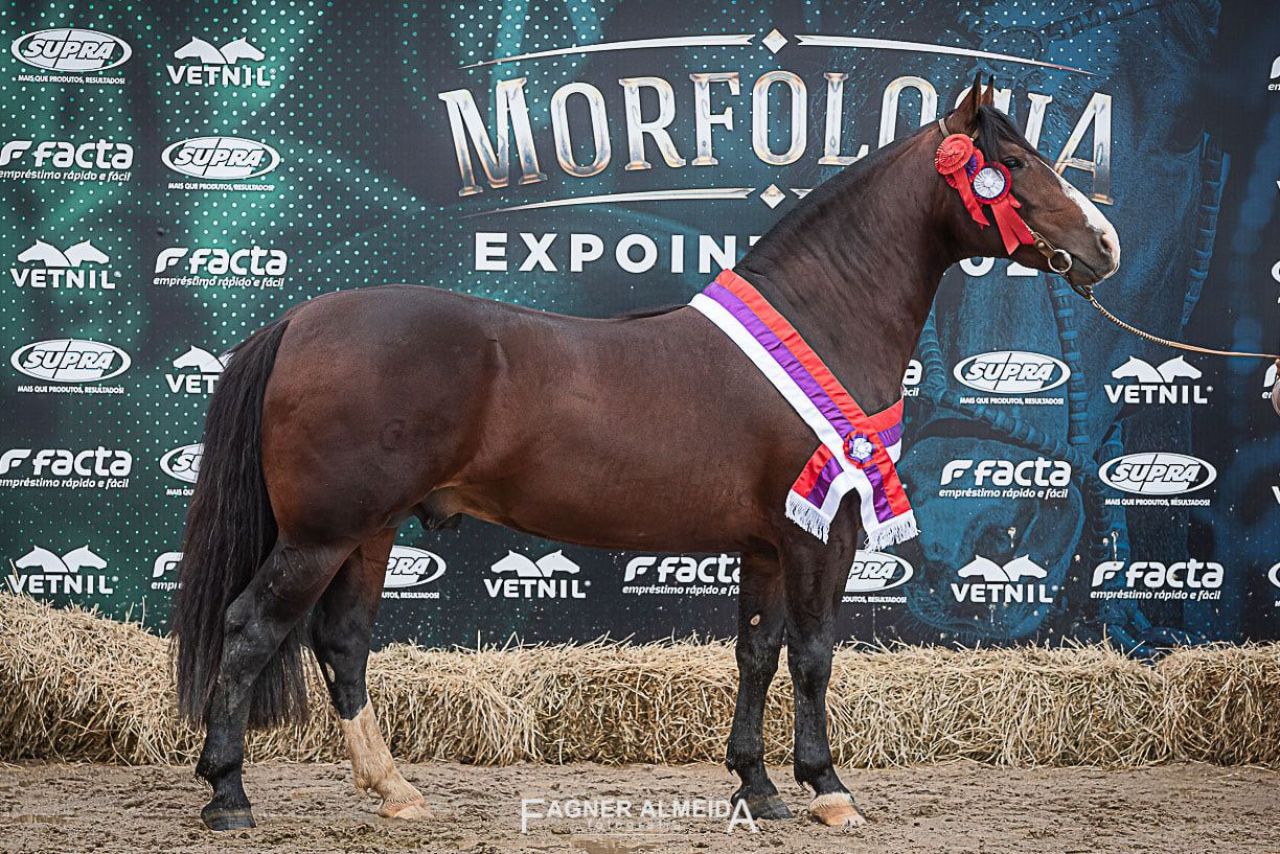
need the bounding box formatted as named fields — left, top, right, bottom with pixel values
left=951, top=71, right=984, bottom=134
left=981, top=75, right=996, bottom=107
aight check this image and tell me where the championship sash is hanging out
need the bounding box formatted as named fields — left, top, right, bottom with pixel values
left=690, top=269, right=918, bottom=548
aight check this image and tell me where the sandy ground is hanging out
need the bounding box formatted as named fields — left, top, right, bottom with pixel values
left=0, top=760, right=1275, bottom=853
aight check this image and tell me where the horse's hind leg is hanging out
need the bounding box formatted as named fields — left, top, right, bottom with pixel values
left=197, top=540, right=350, bottom=830
left=726, top=551, right=791, bottom=819
left=311, top=529, right=429, bottom=820
left=779, top=525, right=866, bottom=829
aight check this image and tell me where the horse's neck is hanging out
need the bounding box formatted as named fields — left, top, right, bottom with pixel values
left=736, top=140, right=952, bottom=414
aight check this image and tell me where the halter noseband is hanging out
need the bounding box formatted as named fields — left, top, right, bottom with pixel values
left=936, top=116, right=1076, bottom=285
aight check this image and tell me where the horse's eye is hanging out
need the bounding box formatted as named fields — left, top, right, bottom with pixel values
left=1002, top=157, right=1023, bottom=170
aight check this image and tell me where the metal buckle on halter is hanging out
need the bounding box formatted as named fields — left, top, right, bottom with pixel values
left=1031, top=231, right=1074, bottom=276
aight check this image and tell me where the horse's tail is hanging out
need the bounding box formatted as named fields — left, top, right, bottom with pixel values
left=172, top=318, right=304, bottom=729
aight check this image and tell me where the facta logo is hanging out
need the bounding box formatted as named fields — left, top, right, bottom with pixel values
left=165, top=345, right=227, bottom=395
left=161, top=136, right=280, bottom=180
left=1106, top=355, right=1210, bottom=405
left=902, top=358, right=923, bottom=398
left=11, top=28, right=131, bottom=73
left=0, top=138, right=134, bottom=170
left=1090, top=559, right=1223, bottom=601
left=151, top=551, right=182, bottom=591
left=1099, top=452, right=1216, bottom=496
left=154, top=246, right=288, bottom=277
left=11, top=238, right=115, bottom=290
left=7, top=545, right=115, bottom=596
left=167, top=36, right=273, bottom=88
left=160, top=443, right=203, bottom=485
left=484, top=550, right=588, bottom=599
left=940, top=458, right=1071, bottom=488
left=622, top=553, right=739, bottom=595
left=10, top=339, right=130, bottom=383
left=845, top=550, right=913, bottom=593
left=953, top=351, right=1069, bottom=395
left=950, top=554, right=1055, bottom=604
left=0, top=447, right=131, bottom=485
left=1270, top=56, right=1280, bottom=91
left=382, top=546, right=446, bottom=600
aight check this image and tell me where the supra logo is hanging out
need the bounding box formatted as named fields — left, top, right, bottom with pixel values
left=0, top=138, right=133, bottom=169
left=168, top=37, right=272, bottom=87
left=0, top=447, right=131, bottom=477
left=845, top=550, right=913, bottom=593
left=11, top=28, right=131, bottom=72
left=1090, top=559, right=1223, bottom=599
left=940, top=458, right=1071, bottom=487
left=950, top=555, right=1054, bottom=604
left=11, top=239, right=115, bottom=290
left=1106, top=355, right=1209, bottom=405
left=954, top=351, right=1069, bottom=394
left=160, top=443, right=203, bottom=484
left=1270, top=563, right=1280, bottom=590
left=382, top=546, right=446, bottom=599
left=11, top=339, right=130, bottom=383
left=1099, top=452, right=1216, bottom=496
left=154, top=246, right=288, bottom=276
left=622, top=554, right=739, bottom=595
left=484, top=550, right=588, bottom=599
left=165, top=346, right=227, bottom=394
left=1264, top=362, right=1277, bottom=401
left=161, top=136, right=280, bottom=180
left=8, top=545, right=115, bottom=596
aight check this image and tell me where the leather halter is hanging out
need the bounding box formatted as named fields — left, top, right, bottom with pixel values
left=937, top=116, right=1075, bottom=282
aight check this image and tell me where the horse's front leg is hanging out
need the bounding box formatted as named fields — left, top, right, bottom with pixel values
left=311, top=531, right=429, bottom=820
left=779, top=522, right=867, bottom=829
left=725, top=551, right=791, bottom=819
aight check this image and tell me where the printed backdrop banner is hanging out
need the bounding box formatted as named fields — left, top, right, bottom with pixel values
left=2, top=1, right=1278, bottom=652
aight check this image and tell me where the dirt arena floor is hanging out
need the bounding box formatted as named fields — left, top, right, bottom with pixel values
left=1, top=760, right=1275, bottom=853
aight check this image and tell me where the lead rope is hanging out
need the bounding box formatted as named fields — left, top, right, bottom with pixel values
left=1080, top=288, right=1280, bottom=364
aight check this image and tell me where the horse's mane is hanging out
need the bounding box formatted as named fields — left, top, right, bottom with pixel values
left=974, top=104, right=1040, bottom=162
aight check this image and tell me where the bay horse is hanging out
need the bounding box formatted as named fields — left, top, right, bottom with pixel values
left=173, top=77, right=1119, bottom=832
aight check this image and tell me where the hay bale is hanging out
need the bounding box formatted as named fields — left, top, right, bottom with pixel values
left=1160, top=644, right=1280, bottom=766
left=0, top=593, right=1275, bottom=768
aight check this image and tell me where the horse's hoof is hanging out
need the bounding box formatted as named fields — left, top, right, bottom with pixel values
left=742, top=793, right=793, bottom=820
left=808, top=792, right=866, bottom=829
left=379, top=797, right=430, bottom=820
left=201, top=806, right=256, bottom=831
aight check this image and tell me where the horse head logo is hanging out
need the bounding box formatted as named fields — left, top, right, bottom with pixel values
left=1110, top=356, right=1163, bottom=384
left=16, top=239, right=108, bottom=268
left=957, top=554, right=1045, bottom=582
left=15, top=545, right=105, bottom=573
left=175, top=36, right=263, bottom=65
left=173, top=346, right=228, bottom=374
left=491, top=550, right=580, bottom=578
left=1155, top=356, right=1201, bottom=382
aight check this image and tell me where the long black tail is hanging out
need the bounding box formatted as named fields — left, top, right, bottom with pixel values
left=172, top=318, right=306, bottom=729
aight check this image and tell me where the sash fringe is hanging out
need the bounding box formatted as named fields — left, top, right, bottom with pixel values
left=785, top=493, right=831, bottom=543
left=864, top=513, right=919, bottom=552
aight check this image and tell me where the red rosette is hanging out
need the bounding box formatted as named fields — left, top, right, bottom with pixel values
left=934, top=133, right=975, bottom=176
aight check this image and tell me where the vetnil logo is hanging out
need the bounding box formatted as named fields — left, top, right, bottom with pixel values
left=8, top=545, right=116, bottom=597
left=167, top=36, right=273, bottom=87
left=11, top=239, right=115, bottom=290
left=165, top=346, right=227, bottom=395
left=950, top=555, right=1055, bottom=605
left=1106, top=355, right=1210, bottom=406
left=485, top=550, right=588, bottom=599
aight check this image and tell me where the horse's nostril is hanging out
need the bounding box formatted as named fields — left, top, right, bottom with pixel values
left=1097, top=231, right=1121, bottom=274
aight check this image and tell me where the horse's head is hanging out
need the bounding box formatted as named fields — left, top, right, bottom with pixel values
left=933, top=76, right=1120, bottom=292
